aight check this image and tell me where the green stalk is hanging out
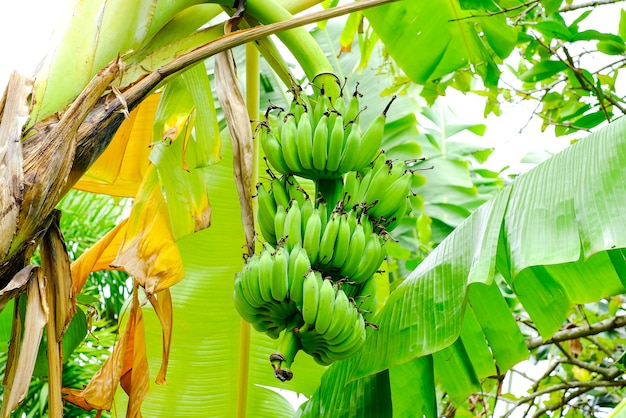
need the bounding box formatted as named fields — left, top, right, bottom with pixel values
left=245, top=0, right=341, bottom=99
left=235, top=43, right=261, bottom=418
left=316, top=178, right=344, bottom=213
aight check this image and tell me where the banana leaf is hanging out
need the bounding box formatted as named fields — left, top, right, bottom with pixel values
left=301, top=111, right=626, bottom=416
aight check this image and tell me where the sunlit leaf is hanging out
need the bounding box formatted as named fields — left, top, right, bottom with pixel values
left=352, top=115, right=626, bottom=398
left=518, top=60, right=568, bottom=83
left=73, top=94, right=160, bottom=197
left=112, top=166, right=184, bottom=296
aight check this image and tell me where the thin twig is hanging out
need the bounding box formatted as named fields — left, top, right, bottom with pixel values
left=448, top=0, right=540, bottom=22
left=558, top=0, right=625, bottom=12
left=503, top=380, right=626, bottom=417
left=526, top=316, right=626, bottom=349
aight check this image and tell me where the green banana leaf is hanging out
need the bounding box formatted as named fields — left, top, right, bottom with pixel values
left=363, top=0, right=517, bottom=87
left=300, top=113, right=626, bottom=416
left=121, top=133, right=326, bottom=417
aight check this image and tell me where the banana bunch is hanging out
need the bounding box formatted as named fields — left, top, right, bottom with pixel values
left=343, top=152, right=413, bottom=232
left=259, top=87, right=397, bottom=181
left=302, top=207, right=387, bottom=284
left=232, top=244, right=311, bottom=339
left=256, top=175, right=312, bottom=245
left=296, top=273, right=367, bottom=366
left=236, top=82, right=422, bottom=381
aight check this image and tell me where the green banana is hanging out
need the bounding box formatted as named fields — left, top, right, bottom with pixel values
left=362, top=160, right=393, bottom=207
left=233, top=273, right=259, bottom=323
left=342, top=171, right=360, bottom=210
left=288, top=245, right=311, bottom=305
left=331, top=213, right=352, bottom=269
left=351, top=234, right=383, bottom=284
left=280, top=114, right=303, bottom=173
left=283, top=200, right=302, bottom=250
left=344, top=84, right=362, bottom=123
left=334, top=95, right=347, bottom=116
left=337, top=122, right=361, bottom=174
left=286, top=175, right=306, bottom=207
left=271, top=246, right=290, bottom=302
left=313, top=92, right=331, bottom=126
left=271, top=176, right=291, bottom=209
left=301, top=270, right=321, bottom=325
left=317, top=212, right=340, bottom=266
left=299, top=198, right=314, bottom=238
left=325, top=114, right=344, bottom=172
left=385, top=197, right=409, bottom=232
left=314, top=278, right=335, bottom=334
left=258, top=249, right=275, bottom=303
left=241, top=255, right=264, bottom=308
left=352, top=95, right=396, bottom=170
left=323, top=288, right=354, bottom=341
left=327, top=315, right=366, bottom=359
left=274, top=205, right=287, bottom=243
left=312, top=113, right=329, bottom=172
left=340, top=221, right=366, bottom=278
left=260, top=126, right=291, bottom=175
left=256, top=183, right=277, bottom=243
left=303, top=208, right=322, bottom=264
left=369, top=171, right=412, bottom=219
left=310, top=350, right=333, bottom=366
left=296, top=112, right=314, bottom=170
left=357, top=276, right=378, bottom=320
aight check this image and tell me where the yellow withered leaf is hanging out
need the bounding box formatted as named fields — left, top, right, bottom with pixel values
left=73, top=93, right=160, bottom=197
left=147, top=289, right=173, bottom=385
left=1, top=267, right=47, bottom=418
left=63, top=290, right=149, bottom=415
left=111, top=166, right=184, bottom=296
left=70, top=219, right=127, bottom=294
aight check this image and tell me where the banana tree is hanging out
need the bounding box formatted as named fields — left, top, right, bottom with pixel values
left=1, top=0, right=625, bottom=417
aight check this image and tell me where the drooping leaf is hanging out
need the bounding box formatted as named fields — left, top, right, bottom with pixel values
left=63, top=291, right=148, bottom=414
left=73, top=94, right=160, bottom=197
left=1, top=268, right=47, bottom=417
left=70, top=220, right=127, bottom=294
left=351, top=114, right=626, bottom=398
left=111, top=166, right=185, bottom=296
left=150, top=73, right=214, bottom=239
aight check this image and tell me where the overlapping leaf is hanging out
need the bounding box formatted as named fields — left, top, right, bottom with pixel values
left=363, top=1, right=517, bottom=87
left=347, top=113, right=626, bottom=405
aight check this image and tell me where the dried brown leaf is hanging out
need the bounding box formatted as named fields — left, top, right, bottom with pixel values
left=214, top=20, right=255, bottom=254
left=148, top=289, right=173, bottom=385
left=0, top=72, right=30, bottom=261
left=63, top=289, right=148, bottom=415
left=1, top=268, right=47, bottom=417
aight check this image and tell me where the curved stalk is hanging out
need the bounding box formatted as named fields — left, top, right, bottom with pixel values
left=245, top=0, right=342, bottom=99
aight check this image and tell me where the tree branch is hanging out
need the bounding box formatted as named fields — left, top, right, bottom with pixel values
left=526, top=315, right=626, bottom=349
left=558, top=0, right=625, bottom=12
left=503, top=380, right=626, bottom=418
left=448, top=0, right=539, bottom=22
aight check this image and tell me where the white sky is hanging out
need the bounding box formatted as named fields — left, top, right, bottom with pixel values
left=1, top=1, right=623, bottom=415
left=3, top=0, right=621, bottom=178
left=0, top=0, right=73, bottom=89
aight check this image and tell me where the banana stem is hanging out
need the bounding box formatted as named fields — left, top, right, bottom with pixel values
left=245, top=0, right=341, bottom=99
left=316, top=178, right=344, bottom=213
left=270, top=327, right=301, bottom=381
